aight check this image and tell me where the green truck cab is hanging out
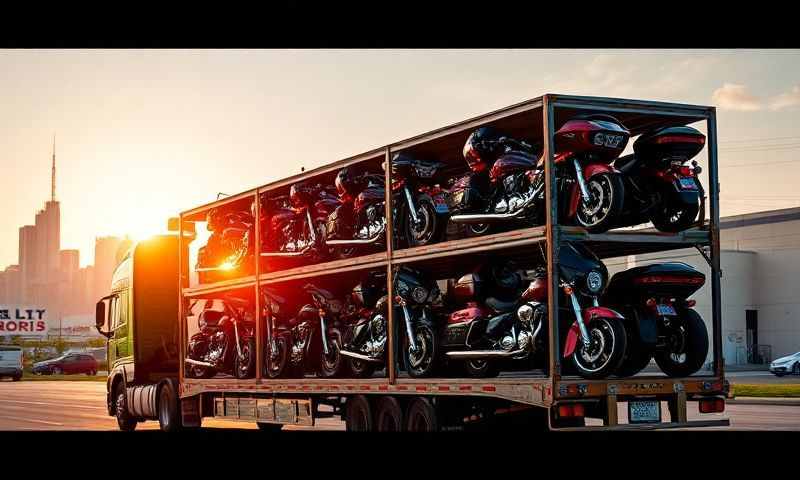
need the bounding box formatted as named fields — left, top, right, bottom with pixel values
left=95, top=233, right=188, bottom=431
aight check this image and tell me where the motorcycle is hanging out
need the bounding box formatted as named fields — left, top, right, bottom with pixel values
left=447, top=114, right=630, bottom=236
left=259, top=182, right=341, bottom=263
left=262, top=283, right=347, bottom=378
left=614, top=125, right=706, bottom=232
left=439, top=261, right=547, bottom=378
left=196, top=207, right=255, bottom=283
left=603, top=262, right=709, bottom=377
left=390, top=153, right=451, bottom=247
left=185, top=296, right=256, bottom=379
left=339, top=266, right=441, bottom=378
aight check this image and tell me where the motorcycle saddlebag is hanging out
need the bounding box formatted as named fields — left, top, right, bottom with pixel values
left=633, top=126, right=706, bottom=164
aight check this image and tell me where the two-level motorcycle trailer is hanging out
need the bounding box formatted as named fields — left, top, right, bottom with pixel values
left=175, top=94, right=729, bottom=431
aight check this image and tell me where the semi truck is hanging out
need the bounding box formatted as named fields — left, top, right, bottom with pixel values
left=96, top=94, right=730, bottom=431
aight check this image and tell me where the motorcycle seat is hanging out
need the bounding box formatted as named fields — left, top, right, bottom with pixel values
left=615, top=153, right=639, bottom=174
left=485, top=297, right=517, bottom=313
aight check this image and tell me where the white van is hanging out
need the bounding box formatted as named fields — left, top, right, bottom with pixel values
left=0, top=345, right=23, bottom=381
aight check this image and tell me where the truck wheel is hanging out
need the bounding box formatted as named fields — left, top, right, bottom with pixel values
left=405, top=397, right=439, bottom=432
left=345, top=395, right=373, bottom=432
left=374, top=397, right=404, bottom=432
left=158, top=380, right=182, bottom=432
left=114, top=382, right=138, bottom=432
left=256, top=422, right=283, bottom=432
left=654, top=309, right=708, bottom=377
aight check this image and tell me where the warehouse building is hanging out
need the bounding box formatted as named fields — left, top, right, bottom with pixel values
left=607, top=206, right=800, bottom=367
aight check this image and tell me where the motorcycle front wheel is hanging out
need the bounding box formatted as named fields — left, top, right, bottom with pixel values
left=571, top=316, right=627, bottom=380
left=235, top=337, right=256, bottom=379
left=404, top=195, right=445, bottom=247
left=403, top=324, right=438, bottom=378
left=318, top=329, right=348, bottom=378
left=654, top=309, right=709, bottom=377
left=265, top=336, right=289, bottom=379
left=575, top=172, right=625, bottom=233
left=349, top=355, right=378, bottom=379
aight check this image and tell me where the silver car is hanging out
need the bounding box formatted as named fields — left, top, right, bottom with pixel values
left=770, top=351, right=800, bottom=376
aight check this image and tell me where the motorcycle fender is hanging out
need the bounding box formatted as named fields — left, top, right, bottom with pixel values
left=583, top=162, right=620, bottom=180
left=562, top=307, right=625, bottom=358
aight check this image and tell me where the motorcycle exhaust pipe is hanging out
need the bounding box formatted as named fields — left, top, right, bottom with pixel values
left=446, top=349, right=524, bottom=359
left=340, top=350, right=383, bottom=363
left=260, top=245, right=313, bottom=257
left=185, top=358, right=215, bottom=368
left=449, top=188, right=540, bottom=225
left=325, top=230, right=384, bottom=246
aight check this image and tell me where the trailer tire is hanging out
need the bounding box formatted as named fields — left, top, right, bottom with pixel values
left=345, top=395, right=373, bottom=432
left=158, top=380, right=182, bottom=432
left=405, top=397, right=439, bottom=432
left=374, top=396, right=404, bottom=432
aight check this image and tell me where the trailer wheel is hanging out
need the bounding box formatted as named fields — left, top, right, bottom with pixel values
left=345, top=395, right=373, bottom=432
left=405, top=397, right=439, bottom=432
left=158, top=380, right=182, bottom=432
left=114, top=382, right=137, bottom=432
left=374, top=397, right=404, bottom=432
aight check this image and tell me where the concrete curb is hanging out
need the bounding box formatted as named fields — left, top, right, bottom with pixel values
left=728, top=397, right=800, bottom=406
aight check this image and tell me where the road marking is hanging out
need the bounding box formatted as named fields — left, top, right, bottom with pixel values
left=0, top=399, right=106, bottom=410
left=0, top=415, right=63, bottom=426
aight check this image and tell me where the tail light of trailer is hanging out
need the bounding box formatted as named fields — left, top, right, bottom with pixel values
left=557, top=403, right=585, bottom=419
left=699, top=398, right=725, bottom=414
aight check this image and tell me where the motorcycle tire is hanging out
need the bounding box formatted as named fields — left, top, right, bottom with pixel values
left=318, top=329, right=348, bottom=378
left=265, top=336, right=290, bottom=379
left=335, top=246, right=361, bottom=260
left=464, top=359, right=501, bottom=378
left=404, top=195, right=446, bottom=248
left=650, top=198, right=700, bottom=233
left=402, top=323, right=439, bottom=378
left=571, top=316, right=627, bottom=380
left=348, top=357, right=378, bottom=379
left=235, top=337, right=256, bottom=379
left=189, top=364, right=216, bottom=379
left=614, top=338, right=653, bottom=378
left=654, top=308, right=709, bottom=377
left=575, top=172, right=625, bottom=233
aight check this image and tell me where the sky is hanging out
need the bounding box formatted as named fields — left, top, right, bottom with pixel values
left=1, top=49, right=799, bottom=268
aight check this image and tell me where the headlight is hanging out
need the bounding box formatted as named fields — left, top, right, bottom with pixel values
left=411, top=286, right=428, bottom=304
left=517, top=304, right=534, bottom=324
left=586, top=270, right=604, bottom=294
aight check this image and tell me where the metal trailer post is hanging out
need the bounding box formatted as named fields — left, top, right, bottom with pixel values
left=542, top=95, right=561, bottom=381
left=706, top=107, right=724, bottom=378
left=178, top=213, right=185, bottom=386
left=255, top=190, right=262, bottom=382
left=384, top=147, right=396, bottom=384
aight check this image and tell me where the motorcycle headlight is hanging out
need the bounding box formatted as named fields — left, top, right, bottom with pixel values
left=586, top=270, right=604, bottom=294
left=517, top=304, right=534, bottom=324
left=411, top=286, right=428, bottom=304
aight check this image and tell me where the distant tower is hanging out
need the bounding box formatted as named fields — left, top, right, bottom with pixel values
left=51, top=134, right=56, bottom=202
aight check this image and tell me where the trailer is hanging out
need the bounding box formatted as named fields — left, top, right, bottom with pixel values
left=99, top=93, right=729, bottom=431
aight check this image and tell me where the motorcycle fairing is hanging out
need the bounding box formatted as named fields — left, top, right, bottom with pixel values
left=562, top=306, right=625, bottom=358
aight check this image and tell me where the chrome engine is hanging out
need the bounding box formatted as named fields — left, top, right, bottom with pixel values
left=355, top=205, right=386, bottom=241
left=493, top=180, right=539, bottom=215
left=361, top=314, right=387, bottom=356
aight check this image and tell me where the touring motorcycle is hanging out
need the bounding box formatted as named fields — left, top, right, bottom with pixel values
left=339, top=266, right=441, bottom=378
left=196, top=207, right=254, bottom=283
left=603, top=262, right=709, bottom=377
left=185, top=296, right=256, bottom=379
left=613, top=125, right=706, bottom=232
left=446, top=114, right=630, bottom=236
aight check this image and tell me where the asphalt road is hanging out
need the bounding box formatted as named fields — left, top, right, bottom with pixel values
left=0, top=378, right=797, bottom=431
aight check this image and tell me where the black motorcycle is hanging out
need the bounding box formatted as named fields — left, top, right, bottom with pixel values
left=603, top=262, right=709, bottom=377
left=196, top=207, right=254, bottom=283
left=390, top=153, right=450, bottom=247
left=339, top=266, right=441, bottom=378
left=185, top=296, right=256, bottom=379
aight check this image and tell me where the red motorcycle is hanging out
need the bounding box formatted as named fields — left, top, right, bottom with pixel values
left=614, top=125, right=706, bottom=232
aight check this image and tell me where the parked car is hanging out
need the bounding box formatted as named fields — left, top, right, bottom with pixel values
left=770, top=351, right=800, bottom=377
left=32, top=352, right=99, bottom=376
left=0, top=346, right=23, bottom=381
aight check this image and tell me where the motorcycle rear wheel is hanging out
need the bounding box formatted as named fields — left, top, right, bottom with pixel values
left=464, top=359, right=500, bottom=378
left=348, top=356, right=378, bottom=378
left=575, top=172, right=625, bottom=233
left=654, top=308, right=708, bottom=377
left=650, top=199, right=700, bottom=233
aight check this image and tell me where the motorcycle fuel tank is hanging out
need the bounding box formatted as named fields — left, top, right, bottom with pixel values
left=354, top=186, right=386, bottom=212
left=488, top=151, right=538, bottom=182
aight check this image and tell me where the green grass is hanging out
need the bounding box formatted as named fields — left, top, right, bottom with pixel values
left=21, top=372, right=106, bottom=382
left=732, top=383, right=800, bottom=398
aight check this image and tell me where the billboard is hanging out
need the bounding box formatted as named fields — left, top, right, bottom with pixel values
left=0, top=305, right=49, bottom=336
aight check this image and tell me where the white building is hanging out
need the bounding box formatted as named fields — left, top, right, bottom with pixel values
left=606, top=206, right=800, bottom=366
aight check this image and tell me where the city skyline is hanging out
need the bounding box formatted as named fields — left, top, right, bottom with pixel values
left=1, top=49, right=799, bottom=268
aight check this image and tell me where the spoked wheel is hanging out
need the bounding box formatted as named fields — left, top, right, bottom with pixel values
left=318, top=329, right=347, bottom=378
left=575, top=173, right=624, bottom=233
left=650, top=198, right=700, bottom=233
left=403, top=324, right=438, bottom=378
left=465, top=223, right=491, bottom=237
left=348, top=355, right=378, bottom=379
left=235, top=338, right=256, bottom=379
left=464, top=359, right=500, bottom=378
left=374, top=397, right=404, bottom=432
left=654, top=309, right=709, bottom=377
left=405, top=196, right=444, bottom=247
left=571, top=316, right=627, bottom=380
left=265, top=336, right=289, bottom=379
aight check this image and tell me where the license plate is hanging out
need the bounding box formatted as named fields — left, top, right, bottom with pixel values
left=433, top=195, right=449, bottom=213
left=656, top=304, right=677, bottom=316
left=678, top=177, right=697, bottom=190
left=628, top=400, right=661, bottom=424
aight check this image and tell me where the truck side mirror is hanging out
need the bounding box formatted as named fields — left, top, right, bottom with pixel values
left=95, top=300, right=112, bottom=339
